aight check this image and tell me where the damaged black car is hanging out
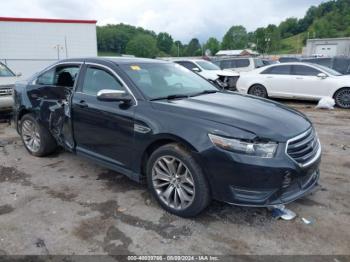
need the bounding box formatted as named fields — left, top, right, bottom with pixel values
left=13, top=58, right=321, bottom=217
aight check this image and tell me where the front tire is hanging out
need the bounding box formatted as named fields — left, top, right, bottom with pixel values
left=248, top=84, right=268, bottom=98
left=334, top=88, right=350, bottom=109
left=20, top=114, right=57, bottom=157
left=146, top=143, right=211, bottom=217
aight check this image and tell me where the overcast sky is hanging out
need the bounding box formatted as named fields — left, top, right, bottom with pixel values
left=1, top=0, right=324, bottom=43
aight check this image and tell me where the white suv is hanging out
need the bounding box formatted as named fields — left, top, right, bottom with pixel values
left=0, top=63, right=17, bottom=113
left=214, top=57, right=265, bottom=72
left=172, top=59, right=239, bottom=90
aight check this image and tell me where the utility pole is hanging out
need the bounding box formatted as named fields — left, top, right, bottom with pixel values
left=53, top=44, right=64, bottom=60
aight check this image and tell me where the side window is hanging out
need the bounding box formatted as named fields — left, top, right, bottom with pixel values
left=82, top=67, right=123, bottom=96
left=177, top=62, right=197, bottom=70
left=261, top=65, right=291, bottom=75
left=220, top=60, right=234, bottom=69
left=292, top=65, right=321, bottom=76
left=37, top=68, right=55, bottom=85
left=37, top=65, right=80, bottom=87
left=235, top=59, right=250, bottom=68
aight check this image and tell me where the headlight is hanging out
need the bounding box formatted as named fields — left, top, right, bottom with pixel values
left=208, top=134, right=278, bottom=158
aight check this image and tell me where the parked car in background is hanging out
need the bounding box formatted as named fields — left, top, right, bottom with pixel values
left=237, top=62, right=350, bottom=108
left=14, top=57, right=321, bottom=217
left=279, top=57, right=301, bottom=63
left=262, top=59, right=279, bottom=66
left=172, top=59, right=240, bottom=90
left=214, top=57, right=265, bottom=72
left=301, top=57, right=350, bottom=75
left=0, top=62, right=18, bottom=113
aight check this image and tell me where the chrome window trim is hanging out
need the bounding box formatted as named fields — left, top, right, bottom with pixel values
left=84, top=62, right=138, bottom=106
left=285, top=128, right=322, bottom=168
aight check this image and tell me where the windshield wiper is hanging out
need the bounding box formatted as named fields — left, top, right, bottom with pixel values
left=150, top=94, right=190, bottom=101
left=190, top=90, right=218, bottom=97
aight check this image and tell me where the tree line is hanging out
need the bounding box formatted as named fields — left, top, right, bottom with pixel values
left=97, top=0, right=350, bottom=57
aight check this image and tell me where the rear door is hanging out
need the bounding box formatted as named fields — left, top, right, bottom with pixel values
left=72, top=63, right=135, bottom=170
left=260, top=65, right=294, bottom=97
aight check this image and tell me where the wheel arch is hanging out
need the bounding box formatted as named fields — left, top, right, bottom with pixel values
left=16, top=108, right=33, bottom=133
left=332, top=86, right=350, bottom=98
left=140, top=134, right=198, bottom=177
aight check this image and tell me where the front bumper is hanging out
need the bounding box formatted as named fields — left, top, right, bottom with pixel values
left=0, top=95, right=14, bottom=111
left=200, top=143, right=321, bottom=207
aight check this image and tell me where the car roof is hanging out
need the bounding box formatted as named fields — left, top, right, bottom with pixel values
left=58, top=57, right=169, bottom=65
left=264, top=62, right=320, bottom=67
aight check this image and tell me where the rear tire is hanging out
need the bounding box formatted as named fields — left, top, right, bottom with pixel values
left=248, top=84, right=268, bottom=98
left=334, top=88, right=350, bottom=109
left=146, top=143, right=211, bottom=217
left=20, top=114, right=57, bottom=157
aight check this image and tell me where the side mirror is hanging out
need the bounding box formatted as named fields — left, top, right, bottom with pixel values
left=97, top=89, right=132, bottom=103
left=192, top=67, right=201, bottom=72
left=317, top=73, right=328, bottom=79
left=16, top=72, right=22, bottom=77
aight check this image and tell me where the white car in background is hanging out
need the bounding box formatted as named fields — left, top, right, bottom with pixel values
left=173, top=59, right=240, bottom=90
left=0, top=63, right=18, bottom=113
left=237, top=62, right=350, bottom=108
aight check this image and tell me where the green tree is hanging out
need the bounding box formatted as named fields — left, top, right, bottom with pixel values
left=221, top=25, right=248, bottom=50
left=265, top=24, right=281, bottom=53
left=186, top=38, right=202, bottom=56
left=125, top=34, right=159, bottom=58
left=279, top=18, right=299, bottom=38
left=156, top=32, right=173, bottom=54
left=204, top=37, right=220, bottom=55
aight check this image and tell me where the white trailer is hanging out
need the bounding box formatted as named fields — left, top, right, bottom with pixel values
left=0, top=17, right=97, bottom=79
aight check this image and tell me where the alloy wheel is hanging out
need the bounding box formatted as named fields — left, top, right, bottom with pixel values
left=251, top=85, right=266, bottom=97
left=21, top=119, right=41, bottom=153
left=152, top=156, right=195, bottom=210
left=336, top=89, right=350, bottom=108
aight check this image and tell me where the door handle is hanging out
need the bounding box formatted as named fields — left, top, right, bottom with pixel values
left=266, top=76, right=273, bottom=79
left=77, top=100, right=88, bottom=108
left=296, top=77, right=303, bottom=80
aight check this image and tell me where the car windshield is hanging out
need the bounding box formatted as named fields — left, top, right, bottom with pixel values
left=121, top=62, right=218, bottom=100
left=254, top=58, right=265, bottom=68
left=0, top=63, right=15, bottom=77
left=196, top=61, right=221, bottom=70
left=313, top=64, right=342, bottom=76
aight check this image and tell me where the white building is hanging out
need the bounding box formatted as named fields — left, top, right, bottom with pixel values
left=304, top=37, right=350, bottom=57
left=0, top=17, right=97, bottom=78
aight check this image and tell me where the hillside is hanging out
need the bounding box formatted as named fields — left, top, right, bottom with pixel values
left=96, top=0, right=350, bottom=57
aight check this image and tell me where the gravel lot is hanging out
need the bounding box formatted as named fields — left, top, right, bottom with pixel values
left=0, top=101, right=349, bottom=256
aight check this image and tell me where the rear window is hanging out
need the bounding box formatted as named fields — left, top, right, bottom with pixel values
left=261, top=65, right=291, bottom=75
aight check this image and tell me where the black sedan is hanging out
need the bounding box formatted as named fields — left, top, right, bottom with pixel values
left=13, top=58, right=321, bottom=217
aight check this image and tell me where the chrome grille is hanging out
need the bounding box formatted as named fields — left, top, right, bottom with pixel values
left=0, top=85, right=14, bottom=96
left=286, top=128, right=321, bottom=167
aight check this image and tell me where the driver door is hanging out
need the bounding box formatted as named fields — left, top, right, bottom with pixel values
left=72, top=64, right=135, bottom=170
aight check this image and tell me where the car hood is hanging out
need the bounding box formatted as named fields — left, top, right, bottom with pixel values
left=0, top=76, right=17, bottom=86
left=152, top=92, right=311, bottom=142
left=201, top=70, right=239, bottom=80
